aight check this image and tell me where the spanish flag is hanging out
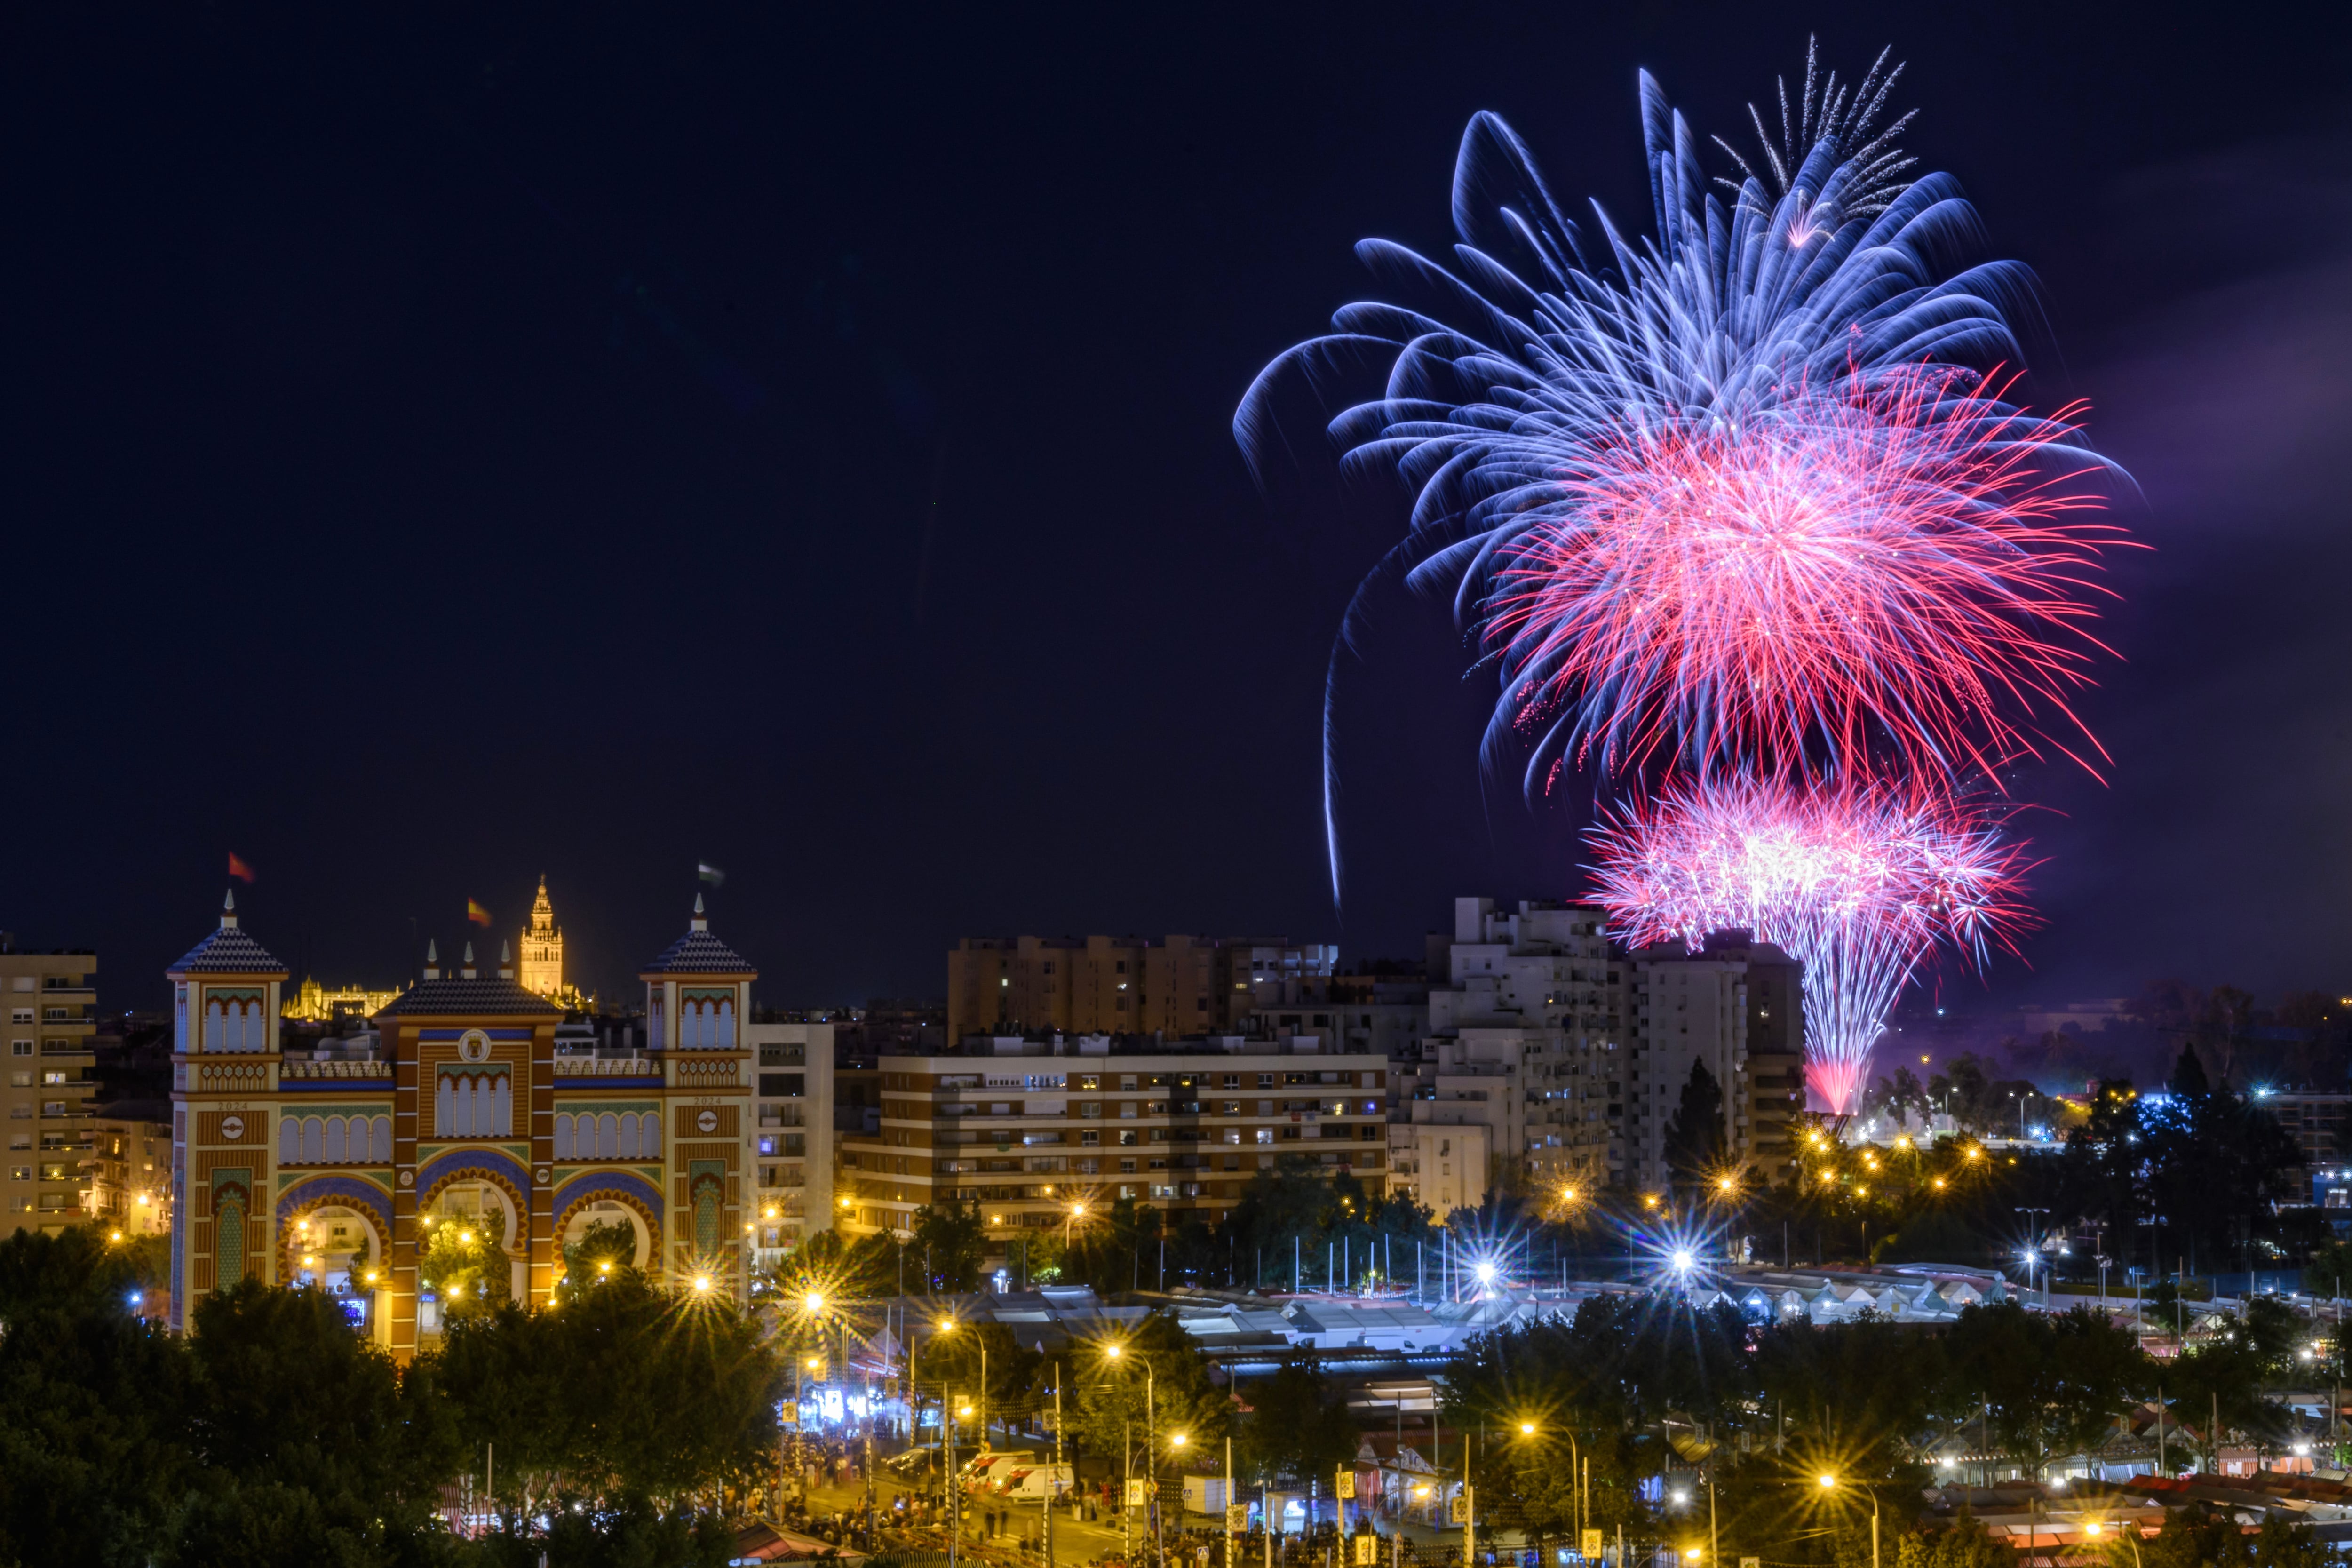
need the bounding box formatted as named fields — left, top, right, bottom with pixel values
left=466, top=899, right=492, bottom=926
left=227, top=852, right=256, bottom=884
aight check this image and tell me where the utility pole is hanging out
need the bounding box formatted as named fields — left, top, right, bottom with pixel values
left=1224, top=1433, right=1235, bottom=1568
left=1149, top=1364, right=1162, bottom=1568
left=1049, top=1363, right=1064, bottom=1568
left=947, top=1388, right=961, bottom=1568
left=1462, top=1431, right=1474, bottom=1568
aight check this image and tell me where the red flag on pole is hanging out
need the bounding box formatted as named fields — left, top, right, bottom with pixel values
left=227, top=853, right=256, bottom=884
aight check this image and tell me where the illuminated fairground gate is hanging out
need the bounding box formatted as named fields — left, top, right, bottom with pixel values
left=168, top=888, right=756, bottom=1358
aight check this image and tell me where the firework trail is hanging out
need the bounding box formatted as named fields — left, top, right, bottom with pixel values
left=1585, top=775, right=2035, bottom=1113
left=1237, top=53, right=2120, bottom=859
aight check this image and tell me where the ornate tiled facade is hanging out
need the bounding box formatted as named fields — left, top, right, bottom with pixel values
left=168, top=891, right=754, bottom=1359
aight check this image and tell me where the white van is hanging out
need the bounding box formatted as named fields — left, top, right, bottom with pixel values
left=1001, top=1463, right=1074, bottom=1500
left=961, top=1452, right=1033, bottom=1490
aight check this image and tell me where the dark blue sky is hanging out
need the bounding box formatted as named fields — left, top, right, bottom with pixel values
left=2, top=4, right=2347, bottom=1012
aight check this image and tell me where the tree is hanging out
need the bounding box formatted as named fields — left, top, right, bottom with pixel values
left=909, top=1195, right=986, bottom=1292
left=1894, top=1510, right=2010, bottom=1568
left=558, top=1219, right=639, bottom=1302
left=417, top=1205, right=507, bottom=1315
left=1663, top=1060, right=1727, bottom=1184
left=1065, top=1310, right=1231, bottom=1474
left=1945, top=1303, right=2149, bottom=1480
left=0, top=1228, right=196, bottom=1566
left=438, top=1269, right=784, bottom=1522
left=1755, top=1316, right=1951, bottom=1476
left=1063, top=1193, right=1160, bottom=1295
left=1235, top=1358, right=1359, bottom=1488
left=914, top=1318, right=1041, bottom=1441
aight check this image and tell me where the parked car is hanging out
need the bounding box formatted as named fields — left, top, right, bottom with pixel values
left=884, top=1446, right=943, bottom=1479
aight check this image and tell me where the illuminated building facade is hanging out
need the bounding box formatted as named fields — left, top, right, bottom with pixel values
left=946, top=935, right=1337, bottom=1045
left=745, top=1018, right=834, bottom=1267
left=517, top=876, right=580, bottom=1004
left=1, top=942, right=98, bottom=1236
left=835, top=1035, right=1386, bottom=1241
left=168, top=891, right=752, bottom=1360
left=283, top=976, right=405, bottom=1022
left=92, top=1103, right=173, bottom=1237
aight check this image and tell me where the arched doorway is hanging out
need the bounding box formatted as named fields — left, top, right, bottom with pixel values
left=552, top=1174, right=663, bottom=1290
left=275, top=1178, right=395, bottom=1345
left=413, top=1153, right=534, bottom=1331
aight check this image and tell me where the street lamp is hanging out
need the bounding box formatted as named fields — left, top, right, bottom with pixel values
left=1816, top=1475, right=1879, bottom=1568
left=1065, top=1201, right=1087, bottom=1246
left=1104, top=1341, right=1161, bottom=1568
left=2084, top=1520, right=2143, bottom=1568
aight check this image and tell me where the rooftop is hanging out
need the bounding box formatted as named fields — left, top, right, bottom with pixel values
left=168, top=892, right=287, bottom=976
left=641, top=894, right=754, bottom=975
left=375, top=976, right=562, bottom=1018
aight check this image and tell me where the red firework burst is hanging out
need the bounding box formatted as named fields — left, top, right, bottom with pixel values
left=1585, top=774, right=2037, bottom=1114
left=1486, top=366, right=2129, bottom=781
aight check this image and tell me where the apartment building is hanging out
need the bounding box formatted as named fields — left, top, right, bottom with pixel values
left=1624, top=933, right=1805, bottom=1189
left=834, top=1034, right=1387, bottom=1239
left=2267, top=1091, right=2352, bottom=1170
left=1399, top=898, right=1628, bottom=1202
left=1385, top=1123, right=1488, bottom=1218
left=92, top=1100, right=172, bottom=1236
left=945, top=935, right=1337, bottom=1044
left=745, top=1019, right=835, bottom=1266
left=2, top=943, right=99, bottom=1234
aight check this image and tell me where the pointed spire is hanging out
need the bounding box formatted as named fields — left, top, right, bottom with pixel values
left=221, top=889, right=238, bottom=929
left=423, top=939, right=440, bottom=981
left=691, top=891, right=708, bottom=933
left=461, top=941, right=477, bottom=979
left=497, top=940, right=514, bottom=980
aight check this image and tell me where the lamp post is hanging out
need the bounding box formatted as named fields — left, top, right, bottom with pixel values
left=939, top=1315, right=988, bottom=1454
left=2016, top=1208, right=2049, bottom=1301
left=1065, top=1201, right=1087, bottom=1247
left=2084, top=1520, right=2142, bottom=1568
left=1818, top=1474, right=1877, bottom=1568
left=1106, top=1341, right=1160, bottom=1568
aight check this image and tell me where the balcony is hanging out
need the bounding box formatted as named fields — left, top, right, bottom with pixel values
left=551, top=1054, right=658, bottom=1077
left=40, top=1042, right=95, bottom=1057
left=281, top=1058, right=392, bottom=1079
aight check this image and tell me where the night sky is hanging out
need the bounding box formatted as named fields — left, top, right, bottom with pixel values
left=4, top=5, right=2348, bottom=1013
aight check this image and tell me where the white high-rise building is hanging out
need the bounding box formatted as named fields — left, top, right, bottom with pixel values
left=1398, top=898, right=1628, bottom=1205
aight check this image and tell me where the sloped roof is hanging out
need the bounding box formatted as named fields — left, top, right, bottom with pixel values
left=374, top=976, right=562, bottom=1018
left=169, top=923, right=286, bottom=975
left=642, top=925, right=753, bottom=975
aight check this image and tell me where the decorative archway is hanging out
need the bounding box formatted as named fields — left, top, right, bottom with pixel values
left=551, top=1171, right=664, bottom=1272
left=274, top=1175, right=393, bottom=1283
left=550, top=1175, right=663, bottom=1250
left=413, top=1149, right=535, bottom=1305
